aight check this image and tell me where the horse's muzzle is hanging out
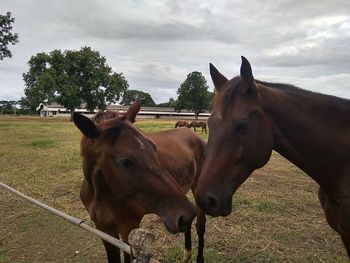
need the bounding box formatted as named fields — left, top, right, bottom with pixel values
left=196, top=192, right=232, bottom=217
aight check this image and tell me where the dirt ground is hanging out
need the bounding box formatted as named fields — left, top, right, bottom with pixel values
left=0, top=116, right=347, bottom=262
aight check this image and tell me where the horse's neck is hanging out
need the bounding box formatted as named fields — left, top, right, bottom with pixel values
left=259, top=85, right=350, bottom=188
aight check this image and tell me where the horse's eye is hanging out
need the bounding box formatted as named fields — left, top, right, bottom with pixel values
left=117, top=158, right=134, bottom=168
left=234, top=121, right=248, bottom=134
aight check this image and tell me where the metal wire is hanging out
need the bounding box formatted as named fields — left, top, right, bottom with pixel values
left=0, top=181, right=131, bottom=254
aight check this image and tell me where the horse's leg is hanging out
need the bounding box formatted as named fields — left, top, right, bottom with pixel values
left=120, top=220, right=142, bottom=263
left=341, top=235, right=350, bottom=259
left=191, top=163, right=206, bottom=263
left=195, top=207, right=206, bottom=263
left=182, top=226, right=192, bottom=263
left=318, top=187, right=350, bottom=259
left=120, top=230, right=132, bottom=263
left=95, top=223, right=121, bottom=263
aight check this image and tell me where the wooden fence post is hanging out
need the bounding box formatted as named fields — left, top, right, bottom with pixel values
left=128, top=228, right=157, bottom=263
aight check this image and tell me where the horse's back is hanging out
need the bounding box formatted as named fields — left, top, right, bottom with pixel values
left=147, top=128, right=205, bottom=161
left=146, top=128, right=206, bottom=191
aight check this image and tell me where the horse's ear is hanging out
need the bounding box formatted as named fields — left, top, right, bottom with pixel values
left=240, top=56, right=256, bottom=93
left=73, top=112, right=100, bottom=139
left=210, top=63, right=228, bottom=90
left=123, top=100, right=141, bottom=123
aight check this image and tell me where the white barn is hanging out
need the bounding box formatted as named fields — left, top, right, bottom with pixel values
left=36, top=103, right=210, bottom=120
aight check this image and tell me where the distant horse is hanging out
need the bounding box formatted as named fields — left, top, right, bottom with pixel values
left=73, top=101, right=207, bottom=263
left=189, top=121, right=207, bottom=134
left=195, top=56, right=350, bottom=258
left=175, top=120, right=190, bottom=128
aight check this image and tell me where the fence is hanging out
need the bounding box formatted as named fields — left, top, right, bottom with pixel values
left=0, top=181, right=160, bottom=263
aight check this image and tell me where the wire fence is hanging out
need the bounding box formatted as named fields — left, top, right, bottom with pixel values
left=0, top=181, right=160, bottom=263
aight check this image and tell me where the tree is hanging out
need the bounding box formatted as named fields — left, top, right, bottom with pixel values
left=22, top=52, right=56, bottom=111
left=157, top=98, right=179, bottom=108
left=177, top=71, right=211, bottom=119
left=0, top=12, right=19, bottom=60
left=121, top=90, right=156, bottom=106
left=0, top=100, right=19, bottom=114
left=22, top=47, right=129, bottom=119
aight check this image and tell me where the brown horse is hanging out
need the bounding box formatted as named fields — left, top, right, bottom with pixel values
left=73, top=101, right=206, bottom=263
left=195, top=56, right=350, bottom=258
left=92, top=110, right=120, bottom=122
left=175, top=120, right=190, bottom=128
left=189, top=121, right=207, bottom=134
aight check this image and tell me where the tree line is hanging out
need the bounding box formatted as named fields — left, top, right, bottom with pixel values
left=1, top=12, right=212, bottom=119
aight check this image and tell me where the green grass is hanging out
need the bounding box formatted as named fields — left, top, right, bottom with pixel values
left=0, top=250, right=7, bottom=263
left=0, top=116, right=348, bottom=263
left=135, top=120, right=209, bottom=141
left=254, top=201, right=279, bottom=212
left=233, top=196, right=283, bottom=213
left=164, top=244, right=232, bottom=263
left=233, top=195, right=253, bottom=209
left=29, top=139, right=56, bottom=148
left=136, top=120, right=175, bottom=132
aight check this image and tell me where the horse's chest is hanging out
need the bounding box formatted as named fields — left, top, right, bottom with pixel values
left=89, top=198, right=142, bottom=225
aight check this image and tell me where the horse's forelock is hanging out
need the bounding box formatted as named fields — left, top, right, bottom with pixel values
left=217, top=76, right=255, bottom=118
left=92, top=110, right=120, bottom=123
left=218, top=80, right=240, bottom=114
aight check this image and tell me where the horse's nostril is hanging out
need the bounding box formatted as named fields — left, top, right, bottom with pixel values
left=177, top=214, right=192, bottom=232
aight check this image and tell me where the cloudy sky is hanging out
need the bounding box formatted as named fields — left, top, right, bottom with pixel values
left=1, top=0, right=350, bottom=104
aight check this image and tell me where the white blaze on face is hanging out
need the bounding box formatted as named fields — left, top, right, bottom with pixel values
left=135, top=137, right=145, bottom=150
left=132, top=127, right=145, bottom=150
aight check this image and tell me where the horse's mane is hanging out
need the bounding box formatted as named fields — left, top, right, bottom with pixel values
left=256, top=79, right=350, bottom=109
left=220, top=77, right=350, bottom=115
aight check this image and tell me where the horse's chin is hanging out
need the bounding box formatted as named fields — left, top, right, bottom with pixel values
left=161, top=214, right=193, bottom=234
left=207, top=198, right=233, bottom=217
left=152, top=211, right=180, bottom=234
left=163, top=222, right=180, bottom=234
left=220, top=203, right=232, bottom=217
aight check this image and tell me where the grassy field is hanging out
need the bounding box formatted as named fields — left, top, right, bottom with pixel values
left=0, top=115, right=347, bottom=263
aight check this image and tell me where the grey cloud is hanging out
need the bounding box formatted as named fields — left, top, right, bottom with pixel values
left=1, top=0, right=350, bottom=103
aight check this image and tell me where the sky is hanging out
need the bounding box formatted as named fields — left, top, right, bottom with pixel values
left=1, top=0, right=350, bottom=104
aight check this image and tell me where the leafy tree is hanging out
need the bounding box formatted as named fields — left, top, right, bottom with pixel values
left=157, top=102, right=168, bottom=107
left=207, top=91, right=215, bottom=111
left=0, top=100, right=18, bottom=114
left=0, top=100, right=15, bottom=109
left=177, top=71, right=211, bottom=119
left=0, top=12, right=19, bottom=60
left=121, top=89, right=156, bottom=106
left=157, top=98, right=178, bottom=108
left=22, top=47, right=129, bottom=119
left=22, top=52, right=56, bottom=111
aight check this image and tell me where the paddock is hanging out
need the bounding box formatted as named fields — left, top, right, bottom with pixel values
left=0, top=115, right=347, bottom=262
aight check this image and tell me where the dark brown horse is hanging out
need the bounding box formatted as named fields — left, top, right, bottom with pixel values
left=175, top=120, right=190, bottom=128
left=189, top=121, right=207, bottom=134
left=73, top=101, right=206, bottom=263
left=195, top=56, right=350, bottom=258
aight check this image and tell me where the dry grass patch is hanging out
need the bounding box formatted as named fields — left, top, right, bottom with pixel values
left=0, top=116, right=347, bottom=262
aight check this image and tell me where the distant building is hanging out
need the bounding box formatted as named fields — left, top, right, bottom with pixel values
left=36, top=103, right=210, bottom=120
